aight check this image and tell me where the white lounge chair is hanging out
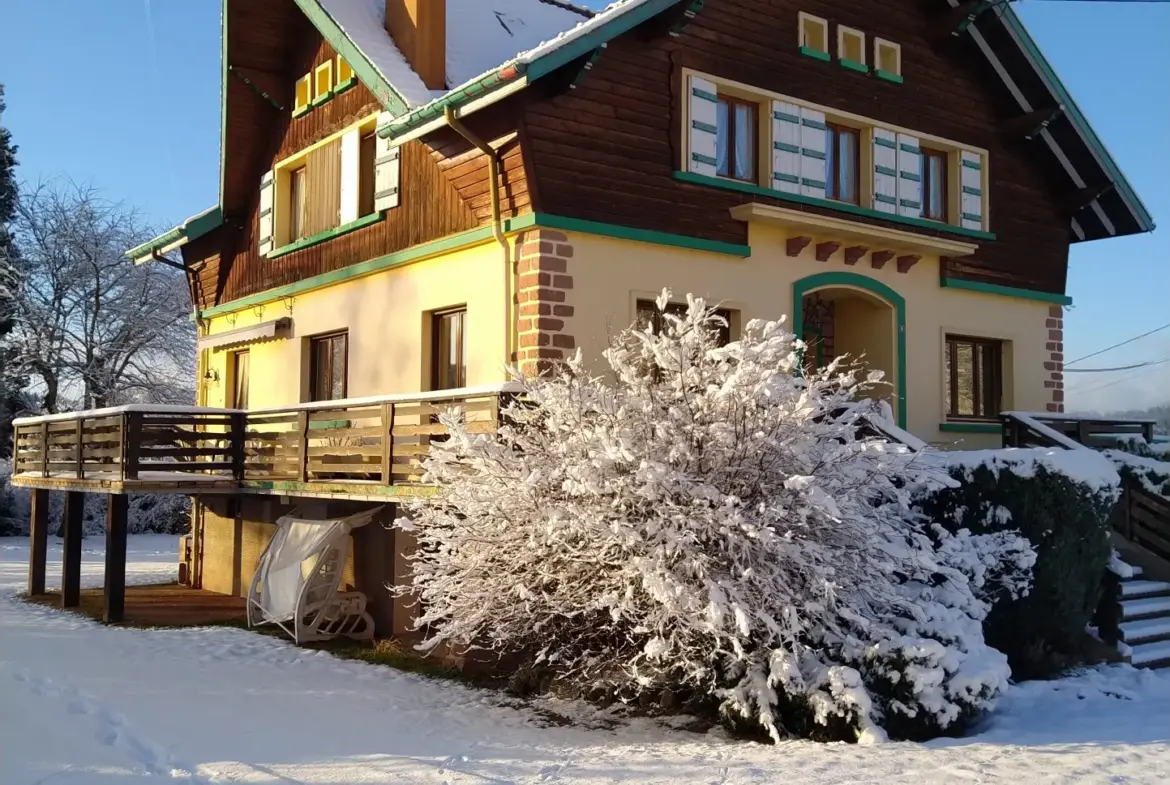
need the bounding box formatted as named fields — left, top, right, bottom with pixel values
left=247, top=507, right=384, bottom=644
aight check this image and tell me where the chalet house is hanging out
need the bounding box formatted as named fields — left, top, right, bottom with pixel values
left=10, top=0, right=1154, bottom=636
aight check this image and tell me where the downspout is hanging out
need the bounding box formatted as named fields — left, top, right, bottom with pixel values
left=443, top=107, right=514, bottom=368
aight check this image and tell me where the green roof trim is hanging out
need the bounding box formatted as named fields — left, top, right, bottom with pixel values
left=988, top=5, right=1153, bottom=234
left=939, top=276, right=1072, bottom=306
left=293, top=0, right=410, bottom=116
left=125, top=206, right=223, bottom=261
left=382, top=68, right=522, bottom=137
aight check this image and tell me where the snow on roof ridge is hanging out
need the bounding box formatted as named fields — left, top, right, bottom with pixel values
left=318, top=0, right=434, bottom=108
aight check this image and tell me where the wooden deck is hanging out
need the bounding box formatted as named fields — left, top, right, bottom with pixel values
left=24, top=584, right=247, bottom=628
left=8, top=385, right=514, bottom=497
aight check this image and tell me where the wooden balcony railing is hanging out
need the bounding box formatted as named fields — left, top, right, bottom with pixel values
left=9, top=385, right=517, bottom=498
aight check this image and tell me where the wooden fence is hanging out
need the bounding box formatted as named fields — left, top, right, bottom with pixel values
left=1114, top=484, right=1170, bottom=563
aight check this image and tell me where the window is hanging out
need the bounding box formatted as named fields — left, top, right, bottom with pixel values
left=336, top=56, right=355, bottom=88
left=838, top=26, right=865, bottom=67
left=293, top=75, right=312, bottom=115
left=432, top=309, right=467, bottom=390
left=945, top=336, right=1002, bottom=421
left=715, top=95, right=757, bottom=182
left=310, top=332, right=348, bottom=402
left=636, top=300, right=733, bottom=347
left=922, top=146, right=948, bottom=221
left=359, top=132, right=376, bottom=218
left=313, top=61, right=334, bottom=103
left=288, top=166, right=307, bottom=242
left=825, top=122, right=860, bottom=204
left=230, top=350, right=250, bottom=410
left=875, top=38, right=902, bottom=81
left=798, top=12, right=829, bottom=56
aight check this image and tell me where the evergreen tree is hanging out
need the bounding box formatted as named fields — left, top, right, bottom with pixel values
left=0, top=84, right=26, bottom=459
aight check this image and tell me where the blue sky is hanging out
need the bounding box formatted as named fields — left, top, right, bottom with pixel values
left=1, top=0, right=1166, bottom=410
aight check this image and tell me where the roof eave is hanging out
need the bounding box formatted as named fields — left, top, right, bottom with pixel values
left=125, top=206, right=223, bottom=264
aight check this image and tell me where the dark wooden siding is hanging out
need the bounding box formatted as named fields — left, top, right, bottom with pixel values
left=188, top=19, right=534, bottom=310
left=522, top=0, right=1073, bottom=294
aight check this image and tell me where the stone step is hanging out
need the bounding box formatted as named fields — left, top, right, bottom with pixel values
left=1119, top=580, right=1170, bottom=600
left=1130, top=639, right=1170, bottom=669
left=1120, top=596, right=1170, bottom=620
left=1119, top=617, right=1170, bottom=645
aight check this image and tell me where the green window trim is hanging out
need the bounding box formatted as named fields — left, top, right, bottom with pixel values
left=268, top=212, right=385, bottom=260
left=673, top=170, right=997, bottom=241
left=899, top=171, right=921, bottom=182
left=839, top=58, right=869, bottom=74
left=799, top=46, right=831, bottom=62
left=875, top=165, right=897, bottom=177
left=691, top=152, right=718, bottom=167
left=310, top=89, right=333, bottom=107
left=938, top=277, right=1072, bottom=305
left=692, top=119, right=718, bottom=134
left=961, top=158, right=982, bottom=170
left=691, top=86, right=718, bottom=102
left=334, top=76, right=357, bottom=94
left=939, top=422, right=1001, bottom=434
left=773, top=110, right=800, bottom=124
left=875, top=69, right=903, bottom=84
left=874, top=136, right=897, bottom=149
left=773, top=172, right=800, bottom=184
left=802, top=149, right=826, bottom=161
left=962, top=185, right=983, bottom=196
left=792, top=271, right=907, bottom=428
left=801, top=118, right=828, bottom=131
left=292, top=104, right=311, bottom=119
left=774, top=141, right=801, bottom=154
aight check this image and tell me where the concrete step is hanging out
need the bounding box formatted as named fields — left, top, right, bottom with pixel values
left=1119, top=617, right=1170, bottom=645
left=1119, top=580, right=1170, bottom=600
left=1130, top=639, right=1170, bottom=669
left=1120, top=596, right=1170, bottom=620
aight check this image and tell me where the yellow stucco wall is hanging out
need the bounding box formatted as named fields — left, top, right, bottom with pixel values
left=562, top=225, right=1051, bottom=449
left=200, top=240, right=511, bottom=410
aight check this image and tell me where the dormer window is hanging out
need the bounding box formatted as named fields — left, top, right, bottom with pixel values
left=313, top=61, right=334, bottom=105
left=293, top=75, right=312, bottom=116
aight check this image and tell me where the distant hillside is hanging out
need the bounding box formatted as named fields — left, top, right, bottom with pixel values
left=1068, top=403, right=1170, bottom=435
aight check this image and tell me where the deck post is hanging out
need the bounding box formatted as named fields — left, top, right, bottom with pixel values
left=381, top=403, right=394, bottom=484
left=124, top=411, right=141, bottom=480
left=28, top=489, right=49, bottom=596
left=75, top=417, right=85, bottom=479
left=230, top=413, right=247, bottom=480
left=39, top=421, right=48, bottom=477
left=103, top=494, right=128, bottom=624
left=60, top=491, right=85, bottom=608
left=296, top=411, right=310, bottom=483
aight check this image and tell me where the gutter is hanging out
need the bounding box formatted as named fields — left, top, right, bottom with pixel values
left=379, top=65, right=526, bottom=140
left=126, top=205, right=223, bottom=264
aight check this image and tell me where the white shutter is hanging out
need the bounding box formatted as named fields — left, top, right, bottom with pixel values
left=373, top=134, right=400, bottom=212
left=960, top=150, right=985, bottom=231
left=258, top=170, right=275, bottom=256
left=896, top=133, right=922, bottom=218
left=771, top=100, right=802, bottom=194
left=339, top=129, right=360, bottom=225
left=688, top=75, right=719, bottom=177
left=872, top=128, right=898, bottom=214
left=799, top=108, right=827, bottom=200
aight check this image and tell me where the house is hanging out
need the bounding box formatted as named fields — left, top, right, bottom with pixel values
left=9, top=0, right=1154, bottom=636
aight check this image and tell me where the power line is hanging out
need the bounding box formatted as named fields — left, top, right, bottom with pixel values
left=1072, top=355, right=1170, bottom=396
left=1065, top=359, right=1170, bottom=373
left=1066, top=321, right=1170, bottom=366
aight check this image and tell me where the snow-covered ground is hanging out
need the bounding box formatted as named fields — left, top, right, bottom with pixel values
left=2, top=536, right=1170, bottom=783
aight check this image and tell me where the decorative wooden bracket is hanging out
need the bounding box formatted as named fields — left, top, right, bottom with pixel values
left=947, top=0, right=997, bottom=37
left=815, top=241, right=841, bottom=262
left=1066, top=183, right=1115, bottom=214
left=843, top=246, right=867, bottom=266
left=571, top=46, right=606, bottom=89
left=786, top=236, right=812, bottom=257
left=896, top=254, right=921, bottom=274
left=669, top=0, right=707, bottom=37
left=871, top=250, right=894, bottom=270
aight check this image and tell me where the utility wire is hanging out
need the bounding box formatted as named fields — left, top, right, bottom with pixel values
left=1072, top=355, right=1170, bottom=395
left=1065, top=321, right=1170, bottom=366
left=1065, top=359, right=1170, bottom=373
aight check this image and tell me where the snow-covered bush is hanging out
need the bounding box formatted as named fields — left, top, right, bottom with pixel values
left=914, top=449, right=1119, bottom=678
left=1103, top=446, right=1170, bottom=501
left=397, top=292, right=1029, bottom=742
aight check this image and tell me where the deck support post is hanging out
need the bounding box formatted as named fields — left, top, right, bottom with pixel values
left=28, top=489, right=50, bottom=596
left=103, top=494, right=128, bottom=624
left=60, top=491, right=85, bottom=608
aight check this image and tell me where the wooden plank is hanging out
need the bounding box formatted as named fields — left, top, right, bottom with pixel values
left=392, top=420, right=497, bottom=436
left=137, top=446, right=234, bottom=459
left=304, top=425, right=386, bottom=438
left=391, top=443, right=432, bottom=456
left=297, top=411, right=310, bottom=483
left=61, top=492, right=84, bottom=608
left=381, top=403, right=394, bottom=485
left=393, top=400, right=498, bottom=417
left=28, top=489, right=49, bottom=596
left=135, top=461, right=236, bottom=472
left=307, top=444, right=385, bottom=457
left=104, top=494, right=128, bottom=624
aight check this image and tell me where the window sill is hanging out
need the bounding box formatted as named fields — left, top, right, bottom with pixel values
left=939, top=421, right=1001, bottom=434
left=799, top=46, right=831, bottom=62
left=291, top=104, right=311, bottom=119
left=334, top=77, right=357, bottom=94
left=268, top=212, right=384, bottom=260
left=674, top=170, right=996, bottom=242
left=839, top=58, right=869, bottom=74
left=876, top=69, right=904, bottom=84
left=310, top=90, right=333, bottom=107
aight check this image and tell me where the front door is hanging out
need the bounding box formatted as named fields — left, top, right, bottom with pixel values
left=231, top=350, right=250, bottom=409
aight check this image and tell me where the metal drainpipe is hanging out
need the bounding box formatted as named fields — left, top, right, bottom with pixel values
left=443, top=107, right=513, bottom=366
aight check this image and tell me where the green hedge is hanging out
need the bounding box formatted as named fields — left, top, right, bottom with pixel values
left=915, top=456, right=1119, bottom=678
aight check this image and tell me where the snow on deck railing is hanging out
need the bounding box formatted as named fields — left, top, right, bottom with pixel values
left=1001, top=411, right=1087, bottom=451
left=11, top=383, right=526, bottom=426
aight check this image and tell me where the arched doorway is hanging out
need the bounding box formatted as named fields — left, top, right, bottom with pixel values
left=792, top=272, right=907, bottom=427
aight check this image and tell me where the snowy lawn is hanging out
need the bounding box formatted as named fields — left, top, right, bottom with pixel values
left=1, top=536, right=1170, bottom=784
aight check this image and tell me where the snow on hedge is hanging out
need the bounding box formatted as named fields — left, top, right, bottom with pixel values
left=926, top=446, right=1122, bottom=499
left=1104, top=449, right=1170, bottom=499
left=397, top=291, right=1031, bottom=742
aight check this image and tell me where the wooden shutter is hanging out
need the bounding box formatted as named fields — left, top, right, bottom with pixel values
left=305, top=139, right=342, bottom=236
left=373, top=134, right=400, bottom=212
left=872, top=128, right=898, bottom=214
left=896, top=133, right=922, bottom=218
left=258, top=170, right=275, bottom=256
left=771, top=100, right=802, bottom=194
left=960, top=150, right=985, bottom=231
left=687, top=75, right=719, bottom=177
left=799, top=108, right=827, bottom=200
left=339, top=129, right=361, bottom=225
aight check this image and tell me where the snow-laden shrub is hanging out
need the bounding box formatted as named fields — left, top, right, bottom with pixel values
left=1103, top=447, right=1170, bottom=501
left=0, top=461, right=27, bottom=536
left=914, top=449, right=1119, bottom=678
left=397, top=292, right=1029, bottom=742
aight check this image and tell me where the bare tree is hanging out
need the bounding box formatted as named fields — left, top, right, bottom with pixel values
left=9, top=180, right=194, bottom=412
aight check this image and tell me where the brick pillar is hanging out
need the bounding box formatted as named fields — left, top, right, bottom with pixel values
left=1044, top=305, right=1064, bottom=413
left=515, top=229, right=576, bottom=377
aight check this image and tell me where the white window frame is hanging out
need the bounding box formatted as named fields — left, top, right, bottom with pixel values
left=838, top=26, right=866, bottom=66
left=797, top=12, right=829, bottom=54
left=312, top=61, right=334, bottom=105
left=874, top=38, right=902, bottom=77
